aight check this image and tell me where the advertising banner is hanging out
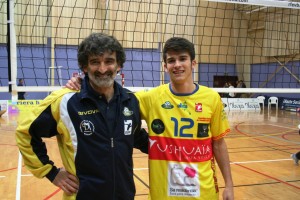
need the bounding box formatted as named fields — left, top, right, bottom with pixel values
left=221, top=98, right=260, bottom=111
left=280, top=98, right=300, bottom=112
left=8, top=100, right=42, bottom=113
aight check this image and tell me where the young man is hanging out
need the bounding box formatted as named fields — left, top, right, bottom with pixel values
left=16, top=33, right=148, bottom=200
left=67, top=37, right=234, bottom=200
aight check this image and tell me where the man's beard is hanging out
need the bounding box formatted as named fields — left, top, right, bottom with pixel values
left=88, top=71, right=115, bottom=88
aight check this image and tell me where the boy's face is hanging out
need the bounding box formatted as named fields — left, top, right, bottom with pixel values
left=164, top=50, right=196, bottom=84
left=84, top=51, right=120, bottom=89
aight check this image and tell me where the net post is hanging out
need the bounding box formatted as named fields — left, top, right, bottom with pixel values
left=7, top=0, right=18, bottom=101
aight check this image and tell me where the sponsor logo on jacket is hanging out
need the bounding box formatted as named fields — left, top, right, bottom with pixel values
left=78, top=109, right=99, bottom=115
left=80, top=120, right=95, bottom=136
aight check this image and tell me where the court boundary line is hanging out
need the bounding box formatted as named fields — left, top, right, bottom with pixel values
left=16, top=152, right=22, bottom=200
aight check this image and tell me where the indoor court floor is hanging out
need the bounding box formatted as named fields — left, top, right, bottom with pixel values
left=0, top=108, right=300, bottom=199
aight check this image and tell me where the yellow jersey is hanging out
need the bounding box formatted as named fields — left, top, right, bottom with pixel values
left=135, top=83, right=230, bottom=200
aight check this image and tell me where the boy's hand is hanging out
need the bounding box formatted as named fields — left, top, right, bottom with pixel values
left=65, top=77, right=82, bottom=90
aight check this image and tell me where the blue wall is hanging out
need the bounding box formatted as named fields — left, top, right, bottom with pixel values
left=0, top=45, right=8, bottom=84
left=122, top=49, right=161, bottom=87
left=199, top=63, right=237, bottom=87
left=252, top=61, right=300, bottom=98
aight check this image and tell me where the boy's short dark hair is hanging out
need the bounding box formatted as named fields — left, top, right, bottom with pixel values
left=163, top=37, right=195, bottom=63
left=77, top=33, right=126, bottom=71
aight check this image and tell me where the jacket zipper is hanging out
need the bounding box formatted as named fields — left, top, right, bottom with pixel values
left=111, top=137, right=114, bottom=147
left=112, top=93, right=121, bottom=199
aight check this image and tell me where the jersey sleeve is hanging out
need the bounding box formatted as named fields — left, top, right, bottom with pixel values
left=210, top=95, right=230, bottom=140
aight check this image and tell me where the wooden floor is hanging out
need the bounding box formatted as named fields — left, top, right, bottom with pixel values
left=1, top=108, right=300, bottom=199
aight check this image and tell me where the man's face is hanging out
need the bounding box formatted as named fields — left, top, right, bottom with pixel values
left=164, top=50, right=196, bottom=84
left=84, top=51, right=120, bottom=89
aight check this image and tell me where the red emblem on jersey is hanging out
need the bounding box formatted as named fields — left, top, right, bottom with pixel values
left=195, top=103, right=202, bottom=112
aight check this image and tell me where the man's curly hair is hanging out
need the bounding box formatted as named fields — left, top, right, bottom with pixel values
left=77, top=33, right=126, bottom=71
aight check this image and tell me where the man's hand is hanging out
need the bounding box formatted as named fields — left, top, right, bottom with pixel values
left=52, top=168, right=79, bottom=196
left=65, top=76, right=82, bottom=90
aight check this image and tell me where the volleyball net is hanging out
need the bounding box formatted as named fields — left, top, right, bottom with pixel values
left=0, top=0, right=299, bottom=100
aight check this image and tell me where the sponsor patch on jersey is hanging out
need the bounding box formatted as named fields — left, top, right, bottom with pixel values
left=161, top=101, right=174, bottom=109
left=168, top=163, right=200, bottom=197
left=80, top=120, right=95, bottom=136
left=123, top=107, right=133, bottom=116
left=151, top=119, right=165, bottom=134
left=197, top=123, right=209, bottom=138
left=221, top=109, right=228, bottom=120
left=177, top=101, right=191, bottom=115
left=195, top=103, right=202, bottom=112
left=149, top=136, right=212, bottom=162
left=196, top=117, right=211, bottom=122
left=124, top=120, right=132, bottom=135
left=178, top=101, right=188, bottom=109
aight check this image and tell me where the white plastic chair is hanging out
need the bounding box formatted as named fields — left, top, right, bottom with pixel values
left=256, top=96, right=265, bottom=111
left=268, top=96, right=278, bottom=112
